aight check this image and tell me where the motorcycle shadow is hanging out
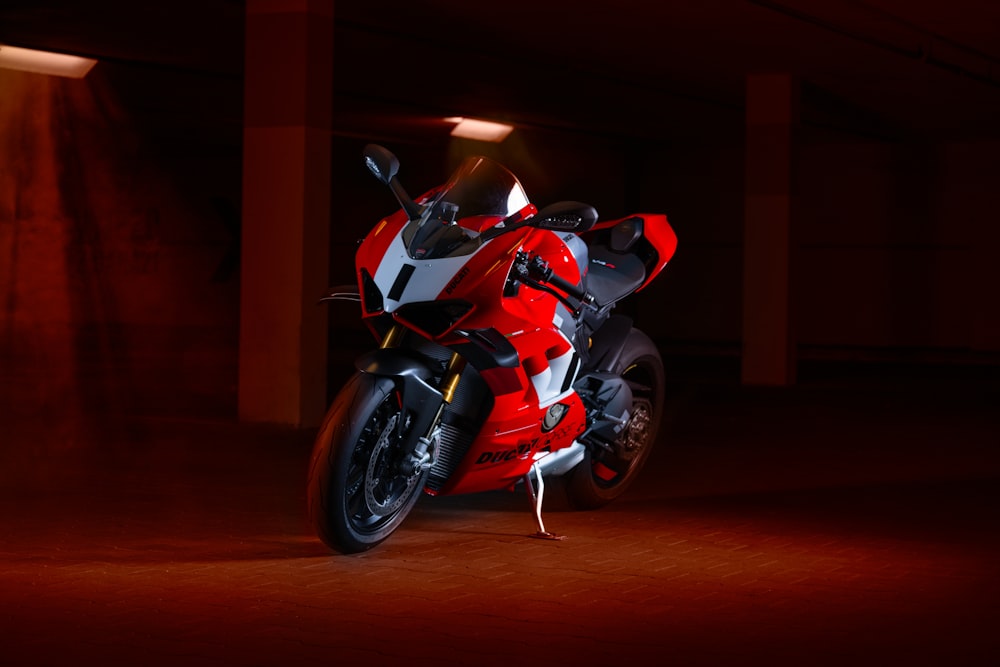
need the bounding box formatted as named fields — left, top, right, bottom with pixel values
left=401, top=478, right=577, bottom=540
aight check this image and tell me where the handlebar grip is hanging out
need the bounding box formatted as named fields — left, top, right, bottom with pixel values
left=547, top=272, right=590, bottom=303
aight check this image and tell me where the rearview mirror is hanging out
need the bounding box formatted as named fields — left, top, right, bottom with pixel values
left=362, top=144, right=400, bottom=185
left=532, top=201, right=598, bottom=233
left=361, top=144, right=421, bottom=220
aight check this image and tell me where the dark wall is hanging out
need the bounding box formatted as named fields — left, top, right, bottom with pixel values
left=0, top=66, right=240, bottom=422
left=796, top=136, right=1000, bottom=355
left=3, top=59, right=998, bottom=423
left=633, top=128, right=1000, bottom=360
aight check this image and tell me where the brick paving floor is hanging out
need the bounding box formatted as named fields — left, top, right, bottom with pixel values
left=2, top=364, right=999, bottom=666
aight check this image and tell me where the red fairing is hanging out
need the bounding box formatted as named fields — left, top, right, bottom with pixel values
left=412, top=226, right=589, bottom=494
left=635, top=213, right=678, bottom=291
left=434, top=227, right=581, bottom=340
left=352, top=206, right=591, bottom=492
left=437, top=393, right=586, bottom=495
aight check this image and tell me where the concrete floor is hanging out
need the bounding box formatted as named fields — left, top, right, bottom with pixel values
left=2, top=360, right=999, bottom=666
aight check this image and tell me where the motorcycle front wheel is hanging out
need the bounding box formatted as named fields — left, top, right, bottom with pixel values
left=308, top=372, right=428, bottom=554
left=565, top=328, right=665, bottom=509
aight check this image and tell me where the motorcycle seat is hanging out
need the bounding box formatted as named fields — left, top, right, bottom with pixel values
left=585, top=244, right=646, bottom=305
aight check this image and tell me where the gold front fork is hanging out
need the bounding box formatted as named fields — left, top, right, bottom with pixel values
left=398, top=347, right=466, bottom=475
left=380, top=325, right=465, bottom=403
left=441, top=352, right=466, bottom=404
left=379, top=324, right=404, bottom=349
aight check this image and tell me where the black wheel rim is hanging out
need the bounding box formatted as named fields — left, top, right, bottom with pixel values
left=591, top=358, right=659, bottom=489
left=344, top=395, right=424, bottom=535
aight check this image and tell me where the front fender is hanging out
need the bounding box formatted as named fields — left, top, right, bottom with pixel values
left=354, top=349, right=443, bottom=455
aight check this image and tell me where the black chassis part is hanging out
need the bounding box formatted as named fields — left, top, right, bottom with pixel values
left=354, top=348, right=443, bottom=460
left=585, top=314, right=633, bottom=373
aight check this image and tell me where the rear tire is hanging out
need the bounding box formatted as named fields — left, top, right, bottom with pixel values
left=565, top=329, right=665, bottom=509
left=308, top=373, right=428, bottom=553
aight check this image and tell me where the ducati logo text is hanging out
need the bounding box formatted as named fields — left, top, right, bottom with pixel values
left=475, top=443, right=532, bottom=465
left=445, top=266, right=470, bottom=294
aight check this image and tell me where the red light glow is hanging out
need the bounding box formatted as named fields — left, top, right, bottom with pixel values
left=447, top=116, right=514, bottom=142
left=0, top=44, right=97, bottom=78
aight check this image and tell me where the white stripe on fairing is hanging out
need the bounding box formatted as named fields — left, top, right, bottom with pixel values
left=528, top=345, right=577, bottom=408
left=372, top=231, right=487, bottom=311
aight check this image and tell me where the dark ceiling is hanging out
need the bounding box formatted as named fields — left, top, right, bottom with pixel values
left=2, top=0, right=999, bottom=145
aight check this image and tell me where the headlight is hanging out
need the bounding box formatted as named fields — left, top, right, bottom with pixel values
left=394, top=300, right=473, bottom=337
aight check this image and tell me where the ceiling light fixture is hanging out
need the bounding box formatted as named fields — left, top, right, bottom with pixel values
left=0, top=44, right=97, bottom=78
left=447, top=117, right=514, bottom=143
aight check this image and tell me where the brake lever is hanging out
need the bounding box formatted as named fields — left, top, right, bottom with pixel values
left=518, top=253, right=598, bottom=310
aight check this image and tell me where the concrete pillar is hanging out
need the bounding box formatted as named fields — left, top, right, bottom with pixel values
left=240, top=0, right=333, bottom=425
left=742, top=74, right=798, bottom=385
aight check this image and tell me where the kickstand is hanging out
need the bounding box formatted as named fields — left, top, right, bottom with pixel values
left=524, top=463, right=565, bottom=541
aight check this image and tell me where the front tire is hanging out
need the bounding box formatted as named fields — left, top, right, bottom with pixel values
left=565, top=329, right=665, bottom=509
left=308, top=373, right=428, bottom=553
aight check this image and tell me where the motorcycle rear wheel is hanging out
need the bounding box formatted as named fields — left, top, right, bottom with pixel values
left=565, top=328, right=665, bottom=509
left=308, top=373, right=428, bottom=553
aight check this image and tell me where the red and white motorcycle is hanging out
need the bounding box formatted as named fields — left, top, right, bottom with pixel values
left=308, top=145, right=677, bottom=553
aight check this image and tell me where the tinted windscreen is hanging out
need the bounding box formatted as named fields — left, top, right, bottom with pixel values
left=403, top=157, right=530, bottom=260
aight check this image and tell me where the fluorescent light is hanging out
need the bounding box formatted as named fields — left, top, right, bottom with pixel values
left=448, top=117, right=514, bottom=142
left=0, top=44, right=97, bottom=78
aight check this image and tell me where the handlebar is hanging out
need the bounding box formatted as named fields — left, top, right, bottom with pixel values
left=520, top=253, right=596, bottom=308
